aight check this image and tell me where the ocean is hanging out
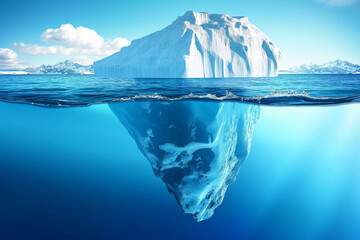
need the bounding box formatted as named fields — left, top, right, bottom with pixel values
left=0, top=74, right=360, bottom=239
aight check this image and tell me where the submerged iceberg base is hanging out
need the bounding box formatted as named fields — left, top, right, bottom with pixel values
left=109, top=101, right=259, bottom=221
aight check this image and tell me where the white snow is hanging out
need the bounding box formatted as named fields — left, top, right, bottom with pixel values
left=0, top=71, right=31, bottom=75
left=94, top=11, right=281, bottom=78
left=285, top=60, right=360, bottom=74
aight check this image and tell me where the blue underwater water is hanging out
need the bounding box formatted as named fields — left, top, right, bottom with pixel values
left=0, top=74, right=360, bottom=239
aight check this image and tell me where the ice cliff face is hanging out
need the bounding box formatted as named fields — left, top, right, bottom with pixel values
left=95, top=11, right=281, bottom=78
left=109, top=101, right=260, bottom=221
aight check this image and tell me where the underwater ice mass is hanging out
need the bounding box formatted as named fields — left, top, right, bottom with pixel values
left=110, top=101, right=260, bottom=221
left=1, top=74, right=360, bottom=222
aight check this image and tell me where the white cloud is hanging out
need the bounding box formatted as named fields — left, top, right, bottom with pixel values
left=69, top=55, right=97, bottom=66
left=102, top=37, right=132, bottom=56
left=317, top=0, right=359, bottom=6
left=41, top=24, right=104, bottom=48
left=0, top=48, right=28, bottom=70
left=14, top=24, right=130, bottom=57
left=13, top=42, right=71, bottom=55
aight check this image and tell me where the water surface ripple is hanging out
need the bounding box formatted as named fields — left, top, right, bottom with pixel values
left=0, top=74, right=359, bottom=107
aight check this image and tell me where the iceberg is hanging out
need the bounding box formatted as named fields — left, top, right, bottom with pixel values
left=109, top=101, right=260, bottom=221
left=95, top=11, right=281, bottom=78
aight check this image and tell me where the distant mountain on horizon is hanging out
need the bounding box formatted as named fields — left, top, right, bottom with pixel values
left=2, top=59, right=360, bottom=76
left=282, top=60, right=360, bottom=74
left=23, top=60, right=94, bottom=75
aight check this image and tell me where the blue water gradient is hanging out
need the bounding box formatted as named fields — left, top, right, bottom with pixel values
left=1, top=101, right=360, bottom=239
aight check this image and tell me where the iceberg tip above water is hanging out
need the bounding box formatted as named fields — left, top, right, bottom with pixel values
left=94, top=11, right=281, bottom=78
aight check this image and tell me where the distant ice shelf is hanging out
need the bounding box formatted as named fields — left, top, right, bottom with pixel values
left=0, top=71, right=31, bottom=75
left=94, top=11, right=281, bottom=78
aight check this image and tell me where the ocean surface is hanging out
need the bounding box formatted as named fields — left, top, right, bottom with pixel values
left=0, top=74, right=359, bottom=106
left=0, top=74, right=360, bottom=239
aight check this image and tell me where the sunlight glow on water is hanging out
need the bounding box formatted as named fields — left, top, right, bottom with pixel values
left=0, top=101, right=359, bottom=239
left=0, top=74, right=360, bottom=239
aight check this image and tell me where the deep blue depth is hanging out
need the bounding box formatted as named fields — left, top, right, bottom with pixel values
left=1, top=74, right=360, bottom=239
left=1, top=100, right=360, bottom=240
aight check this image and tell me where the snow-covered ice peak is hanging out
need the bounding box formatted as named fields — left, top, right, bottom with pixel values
left=177, top=10, right=248, bottom=26
left=94, top=11, right=281, bottom=78
left=284, top=59, right=360, bottom=74
left=24, top=60, right=94, bottom=74
left=109, top=101, right=260, bottom=221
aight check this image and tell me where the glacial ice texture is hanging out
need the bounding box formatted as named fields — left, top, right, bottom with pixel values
left=95, top=11, right=281, bottom=78
left=109, top=101, right=260, bottom=221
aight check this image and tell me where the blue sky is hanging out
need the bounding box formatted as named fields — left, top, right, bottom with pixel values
left=0, top=0, right=359, bottom=69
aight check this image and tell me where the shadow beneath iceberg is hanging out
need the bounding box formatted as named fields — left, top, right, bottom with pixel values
left=109, top=100, right=260, bottom=221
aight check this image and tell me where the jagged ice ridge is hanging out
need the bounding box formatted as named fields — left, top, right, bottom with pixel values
left=95, top=11, right=281, bottom=78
